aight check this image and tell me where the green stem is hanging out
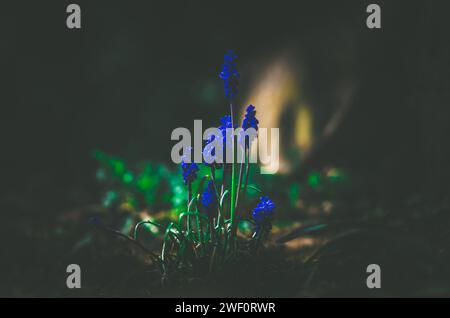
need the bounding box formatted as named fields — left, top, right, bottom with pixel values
left=229, top=102, right=237, bottom=247
left=187, top=182, right=192, bottom=237
left=188, top=182, right=192, bottom=203
left=210, top=166, right=222, bottom=229
left=242, top=147, right=251, bottom=202
left=235, top=150, right=245, bottom=209
left=210, top=218, right=215, bottom=242
left=195, top=212, right=202, bottom=247
left=220, top=166, right=227, bottom=197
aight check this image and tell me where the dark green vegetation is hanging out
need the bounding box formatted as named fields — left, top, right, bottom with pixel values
left=4, top=151, right=450, bottom=297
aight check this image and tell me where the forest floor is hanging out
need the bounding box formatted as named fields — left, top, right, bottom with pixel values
left=2, top=195, right=450, bottom=298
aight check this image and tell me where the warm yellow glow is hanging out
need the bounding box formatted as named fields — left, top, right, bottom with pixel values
left=243, top=56, right=313, bottom=174
left=326, top=167, right=339, bottom=178
left=285, top=237, right=317, bottom=250
left=295, top=104, right=313, bottom=150
left=321, top=201, right=334, bottom=215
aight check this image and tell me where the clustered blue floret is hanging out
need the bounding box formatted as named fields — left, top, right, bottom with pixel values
left=219, top=115, right=235, bottom=143
left=182, top=51, right=275, bottom=236
left=181, top=159, right=199, bottom=185
left=252, top=196, right=276, bottom=227
left=242, top=105, right=259, bottom=131
left=203, top=115, right=236, bottom=166
left=239, top=104, right=259, bottom=148
left=201, top=181, right=218, bottom=217
left=219, top=50, right=239, bottom=100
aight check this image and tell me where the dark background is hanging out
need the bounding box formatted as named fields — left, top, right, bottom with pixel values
left=0, top=0, right=449, bottom=296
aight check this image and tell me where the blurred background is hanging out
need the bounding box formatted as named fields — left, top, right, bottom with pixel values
left=1, top=0, right=450, bottom=296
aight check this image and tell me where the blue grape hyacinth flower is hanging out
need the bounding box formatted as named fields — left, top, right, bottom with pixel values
left=203, top=115, right=236, bottom=166
left=201, top=181, right=218, bottom=217
left=240, top=104, right=259, bottom=148
left=252, top=196, right=276, bottom=230
left=180, top=151, right=199, bottom=185
left=219, top=50, right=239, bottom=100
left=242, top=105, right=259, bottom=131
left=203, top=133, right=218, bottom=167
left=219, top=115, right=235, bottom=141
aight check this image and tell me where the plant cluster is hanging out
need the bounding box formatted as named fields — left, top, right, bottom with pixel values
left=92, top=51, right=276, bottom=280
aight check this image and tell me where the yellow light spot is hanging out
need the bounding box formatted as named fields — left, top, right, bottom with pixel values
left=285, top=237, right=316, bottom=250
left=295, top=104, right=313, bottom=150
left=242, top=56, right=314, bottom=174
